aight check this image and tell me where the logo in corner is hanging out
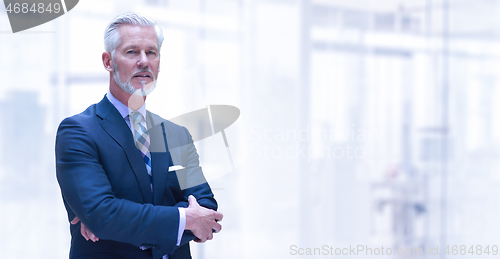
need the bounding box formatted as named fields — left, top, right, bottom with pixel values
left=3, top=0, right=78, bottom=33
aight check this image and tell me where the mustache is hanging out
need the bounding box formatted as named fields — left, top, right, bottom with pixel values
left=131, top=68, right=155, bottom=80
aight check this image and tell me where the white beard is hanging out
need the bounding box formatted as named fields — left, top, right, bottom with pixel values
left=112, top=62, right=157, bottom=97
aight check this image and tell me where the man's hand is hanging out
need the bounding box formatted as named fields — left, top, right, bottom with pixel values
left=71, top=217, right=99, bottom=242
left=185, top=195, right=223, bottom=243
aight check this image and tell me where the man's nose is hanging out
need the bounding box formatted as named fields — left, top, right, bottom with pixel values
left=137, top=51, right=148, bottom=68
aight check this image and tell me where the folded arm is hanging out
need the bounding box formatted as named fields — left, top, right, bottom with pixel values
left=56, top=118, right=222, bottom=256
left=56, top=117, right=181, bottom=256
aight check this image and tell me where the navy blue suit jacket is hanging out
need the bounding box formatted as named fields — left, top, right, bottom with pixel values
left=56, top=96, right=217, bottom=259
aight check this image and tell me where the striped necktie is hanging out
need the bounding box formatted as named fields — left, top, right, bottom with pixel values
left=131, top=112, right=168, bottom=257
left=130, top=111, right=152, bottom=184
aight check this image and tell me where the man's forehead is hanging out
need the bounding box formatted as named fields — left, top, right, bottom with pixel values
left=118, top=25, right=158, bottom=47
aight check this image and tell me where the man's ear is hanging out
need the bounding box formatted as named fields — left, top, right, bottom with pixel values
left=102, top=52, right=113, bottom=72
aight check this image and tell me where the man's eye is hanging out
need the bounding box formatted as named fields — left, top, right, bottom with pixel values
left=127, top=50, right=135, bottom=54
left=148, top=51, right=156, bottom=55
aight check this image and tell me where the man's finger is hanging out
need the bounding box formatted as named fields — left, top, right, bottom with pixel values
left=212, top=222, right=222, bottom=233
left=89, top=231, right=96, bottom=242
left=187, top=195, right=198, bottom=207
left=80, top=224, right=89, bottom=241
left=213, top=211, right=223, bottom=222
left=71, top=217, right=80, bottom=224
left=88, top=233, right=93, bottom=241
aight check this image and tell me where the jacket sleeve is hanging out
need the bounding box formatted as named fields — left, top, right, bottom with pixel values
left=56, top=117, right=180, bottom=258
left=171, top=126, right=218, bottom=246
left=173, top=126, right=217, bottom=209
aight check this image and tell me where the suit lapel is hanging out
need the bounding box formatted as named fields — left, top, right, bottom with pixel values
left=147, top=112, right=170, bottom=205
left=151, top=151, right=169, bottom=205
left=96, top=97, right=153, bottom=204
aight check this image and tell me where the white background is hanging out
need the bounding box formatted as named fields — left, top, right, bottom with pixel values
left=1, top=0, right=500, bottom=258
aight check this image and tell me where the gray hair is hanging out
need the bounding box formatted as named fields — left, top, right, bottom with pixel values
left=104, top=12, right=164, bottom=57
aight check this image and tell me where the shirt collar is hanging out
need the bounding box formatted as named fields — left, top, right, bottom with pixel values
left=106, top=90, right=147, bottom=120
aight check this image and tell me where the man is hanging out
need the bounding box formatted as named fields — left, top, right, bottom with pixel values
left=56, top=12, right=222, bottom=259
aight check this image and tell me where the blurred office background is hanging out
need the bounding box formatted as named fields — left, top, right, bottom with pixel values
left=2, top=0, right=500, bottom=258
